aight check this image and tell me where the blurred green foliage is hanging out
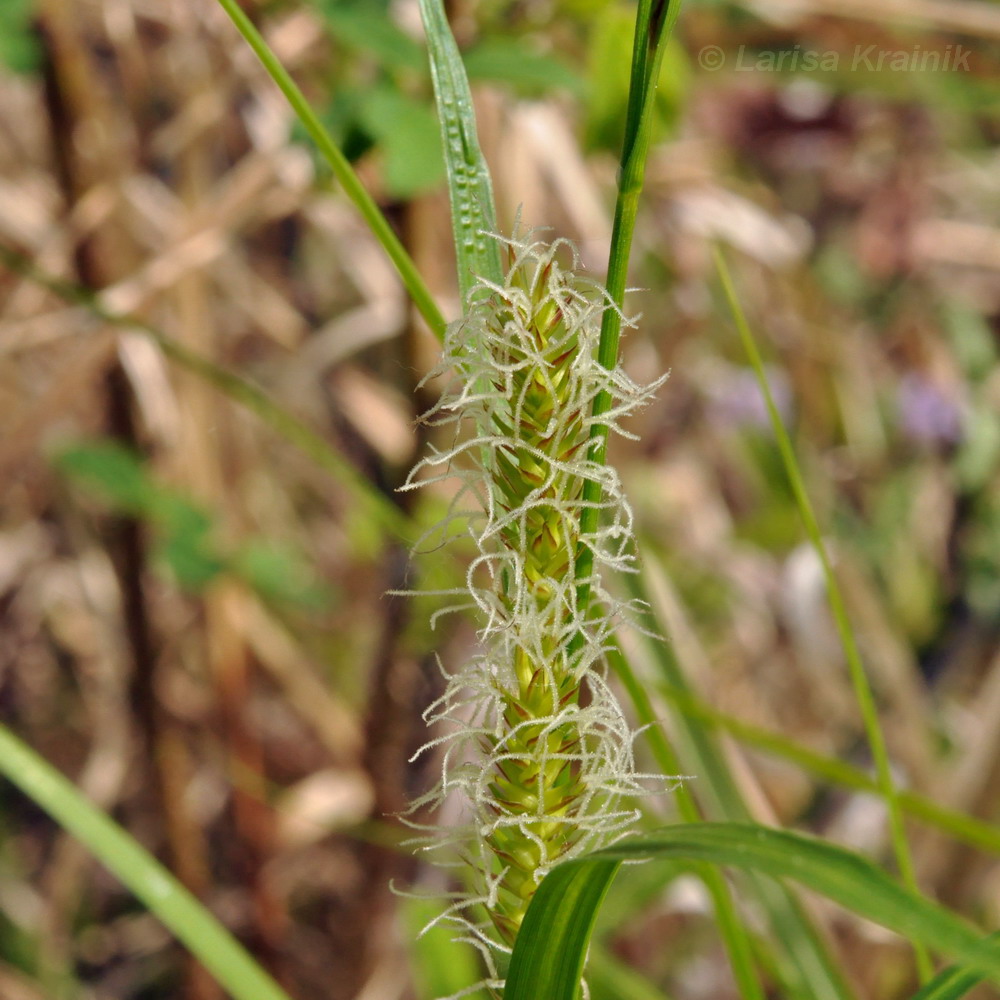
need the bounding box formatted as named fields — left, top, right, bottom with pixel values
left=0, top=0, right=38, bottom=75
left=305, top=0, right=583, bottom=198
left=54, top=440, right=332, bottom=610
left=584, top=6, right=689, bottom=151
left=405, top=898, right=489, bottom=1000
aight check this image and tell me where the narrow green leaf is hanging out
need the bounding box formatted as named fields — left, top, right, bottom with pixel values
left=575, top=0, right=682, bottom=613
left=0, top=726, right=293, bottom=1000
left=503, top=857, right=620, bottom=1000
left=417, top=0, right=503, bottom=301
left=505, top=823, right=1000, bottom=1000
left=622, top=564, right=854, bottom=1000
left=909, top=935, right=1000, bottom=1000
left=714, top=248, right=930, bottom=980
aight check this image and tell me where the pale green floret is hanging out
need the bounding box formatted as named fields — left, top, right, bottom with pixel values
left=401, top=232, right=665, bottom=993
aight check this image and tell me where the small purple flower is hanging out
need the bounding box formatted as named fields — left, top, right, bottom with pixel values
left=897, top=374, right=963, bottom=446
left=707, top=365, right=793, bottom=433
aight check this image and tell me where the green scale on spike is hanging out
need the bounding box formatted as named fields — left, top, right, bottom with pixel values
left=477, top=244, right=598, bottom=945
left=401, top=232, right=665, bottom=985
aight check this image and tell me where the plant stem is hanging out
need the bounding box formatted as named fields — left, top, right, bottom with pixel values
left=214, top=0, right=446, bottom=341
left=714, top=246, right=933, bottom=983
left=574, top=0, right=682, bottom=616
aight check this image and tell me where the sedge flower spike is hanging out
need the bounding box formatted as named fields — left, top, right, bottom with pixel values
left=401, top=232, right=666, bottom=991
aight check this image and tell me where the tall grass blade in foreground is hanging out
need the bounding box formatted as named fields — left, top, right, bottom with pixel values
left=574, top=0, right=681, bottom=612
left=573, top=1, right=847, bottom=996
left=411, top=3, right=766, bottom=997
left=0, top=725, right=293, bottom=1000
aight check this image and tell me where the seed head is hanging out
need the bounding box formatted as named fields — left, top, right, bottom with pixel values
left=400, top=232, right=666, bottom=994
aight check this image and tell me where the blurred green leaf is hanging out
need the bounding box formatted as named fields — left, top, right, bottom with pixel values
left=313, top=0, right=424, bottom=71
left=943, top=304, right=997, bottom=382
left=589, top=947, right=674, bottom=1000
left=357, top=87, right=445, bottom=198
left=464, top=39, right=584, bottom=96
left=955, top=404, right=1000, bottom=492
left=54, top=441, right=153, bottom=514
left=405, top=898, right=489, bottom=1000
left=963, top=494, right=1000, bottom=619
left=54, top=439, right=330, bottom=609
left=0, top=0, right=39, bottom=75
left=154, top=530, right=226, bottom=593
left=231, top=540, right=332, bottom=611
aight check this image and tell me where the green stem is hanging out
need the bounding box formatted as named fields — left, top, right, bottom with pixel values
left=574, top=0, right=682, bottom=616
left=714, top=246, right=932, bottom=983
left=214, top=0, right=446, bottom=341
left=0, top=725, right=293, bottom=1000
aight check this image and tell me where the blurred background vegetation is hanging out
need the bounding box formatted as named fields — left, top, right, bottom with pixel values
left=1, top=1, right=999, bottom=998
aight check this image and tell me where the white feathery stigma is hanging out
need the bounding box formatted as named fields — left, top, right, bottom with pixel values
left=400, top=231, right=666, bottom=993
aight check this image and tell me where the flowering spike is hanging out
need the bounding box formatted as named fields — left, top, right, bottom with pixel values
left=402, top=231, right=667, bottom=992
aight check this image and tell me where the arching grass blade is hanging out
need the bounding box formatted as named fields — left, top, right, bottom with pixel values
left=505, top=823, right=1000, bottom=1000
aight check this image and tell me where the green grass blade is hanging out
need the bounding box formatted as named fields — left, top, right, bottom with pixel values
left=505, top=823, right=1000, bottom=1000
left=214, top=0, right=446, bottom=341
left=416, top=0, right=503, bottom=300
left=622, top=565, right=855, bottom=1000
left=652, top=679, right=1000, bottom=857
left=714, top=248, right=931, bottom=981
left=607, top=640, right=767, bottom=1000
left=0, top=725, right=293, bottom=1000
left=503, top=857, right=621, bottom=1000
left=909, top=934, right=1000, bottom=1000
